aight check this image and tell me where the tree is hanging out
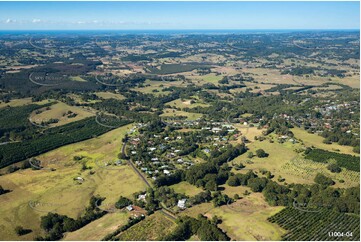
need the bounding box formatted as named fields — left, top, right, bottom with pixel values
left=327, top=163, right=341, bottom=173
left=15, top=226, right=32, bottom=236
left=115, top=196, right=132, bottom=209
left=205, top=179, right=218, bottom=191
left=256, top=149, right=268, bottom=158
left=247, top=177, right=268, bottom=192
left=247, top=152, right=254, bottom=158
left=314, top=173, right=335, bottom=186
left=227, top=176, right=240, bottom=186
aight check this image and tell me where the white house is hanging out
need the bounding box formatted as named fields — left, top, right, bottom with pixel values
left=177, top=199, right=187, bottom=209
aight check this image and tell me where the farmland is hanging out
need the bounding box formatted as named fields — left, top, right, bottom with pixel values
left=0, top=124, right=146, bottom=240
left=0, top=30, right=359, bottom=241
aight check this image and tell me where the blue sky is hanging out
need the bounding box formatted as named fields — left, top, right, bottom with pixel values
left=0, top=1, right=359, bottom=30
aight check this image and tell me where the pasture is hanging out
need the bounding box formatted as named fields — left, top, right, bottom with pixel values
left=0, top=124, right=146, bottom=240
left=291, top=127, right=356, bottom=155
left=63, top=212, right=129, bottom=241
left=170, top=181, right=203, bottom=197
left=29, top=102, right=95, bottom=127
left=180, top=194, right=285, bottom=241
left=165, top=98, right=210, bottom=109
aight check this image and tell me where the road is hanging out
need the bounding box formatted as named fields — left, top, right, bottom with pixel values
left=122, top=141, right=177, bottom=220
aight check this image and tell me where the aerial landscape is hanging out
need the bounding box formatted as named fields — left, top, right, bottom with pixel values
left=0, top=1, right=359, bottom=241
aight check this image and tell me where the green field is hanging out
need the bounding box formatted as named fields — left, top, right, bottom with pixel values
left=181, top=193, right=286, bottom=241
left=30, top=101, right=95, bottom=127
left=170, top=181, right=203, bottom=197
left=165, top=98, right=210, bottom=109
left=292, top=127, right=356, bottom=155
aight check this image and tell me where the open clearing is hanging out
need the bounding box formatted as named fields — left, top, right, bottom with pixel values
left=63, top=212, right=129, bottom=241
left=231, top=135, right=358, bottom=188
left=181, top=193, right=285, bottom=241
left=170, top=181, right=203, bottom=197
left=165, top=98, right=210, bottom=109
left=95, top=91, right=126, bottom=100
left=0, top=124, right=146, bottom=240
left=292, top=127, right=357, bottom=155
left=30, top=101, right=95, bottom=127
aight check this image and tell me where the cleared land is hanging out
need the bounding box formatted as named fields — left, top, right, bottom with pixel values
left=165, top=98, right=210, bottom=109
left=62, top=212, right=129, bottom=241
left=170, top=181, right=203, bottom=197
left=95, top=91, right=126, bottom=100
left=29, top=102, right=95, bottom=127
left=0, top=124, right=146, bottom=240
left=292, top=127, right=357, bottom=155
left=181, top=193, right=286, bottom=241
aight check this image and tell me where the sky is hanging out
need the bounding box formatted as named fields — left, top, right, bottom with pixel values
left=0, top=1, right=359, bottom=30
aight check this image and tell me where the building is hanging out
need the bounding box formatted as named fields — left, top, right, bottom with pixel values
left=177, top=199, right=187, bottom=209
left=126, top=205, right=133, bottom=211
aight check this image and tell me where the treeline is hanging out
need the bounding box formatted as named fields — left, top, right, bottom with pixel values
left=162, top=215, right=230, bottom=241
left=35, top=196, right=106, bottom=241
left=304, top=148, right=359, bottom=172
left=0, top=117, right=129, bottom=168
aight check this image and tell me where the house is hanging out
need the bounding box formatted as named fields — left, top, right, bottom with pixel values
left=126, top=205, right=133, bottom=211
left=212, top=127, right=222, bottom=133
left=138, top=194, right=147, bottom=201
left=131, top=151, right=137, bottom=155
left=163, top=169, right=170, bottom=175
left=203, top=148, right=210, bottom=154
left=177, top=199, right=187, bottom=209
left=149, top=147, right=156, bottom=151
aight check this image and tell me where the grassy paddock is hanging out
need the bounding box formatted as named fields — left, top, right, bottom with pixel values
left=63, top=212, right=129, bottom=241
left=0, top=124, right=146, bottom=240
left=30, top=101, right=94, bottom=127
left=170, top=181, right=203, bottom=197
left=292, top=127, right=356, bottom=155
